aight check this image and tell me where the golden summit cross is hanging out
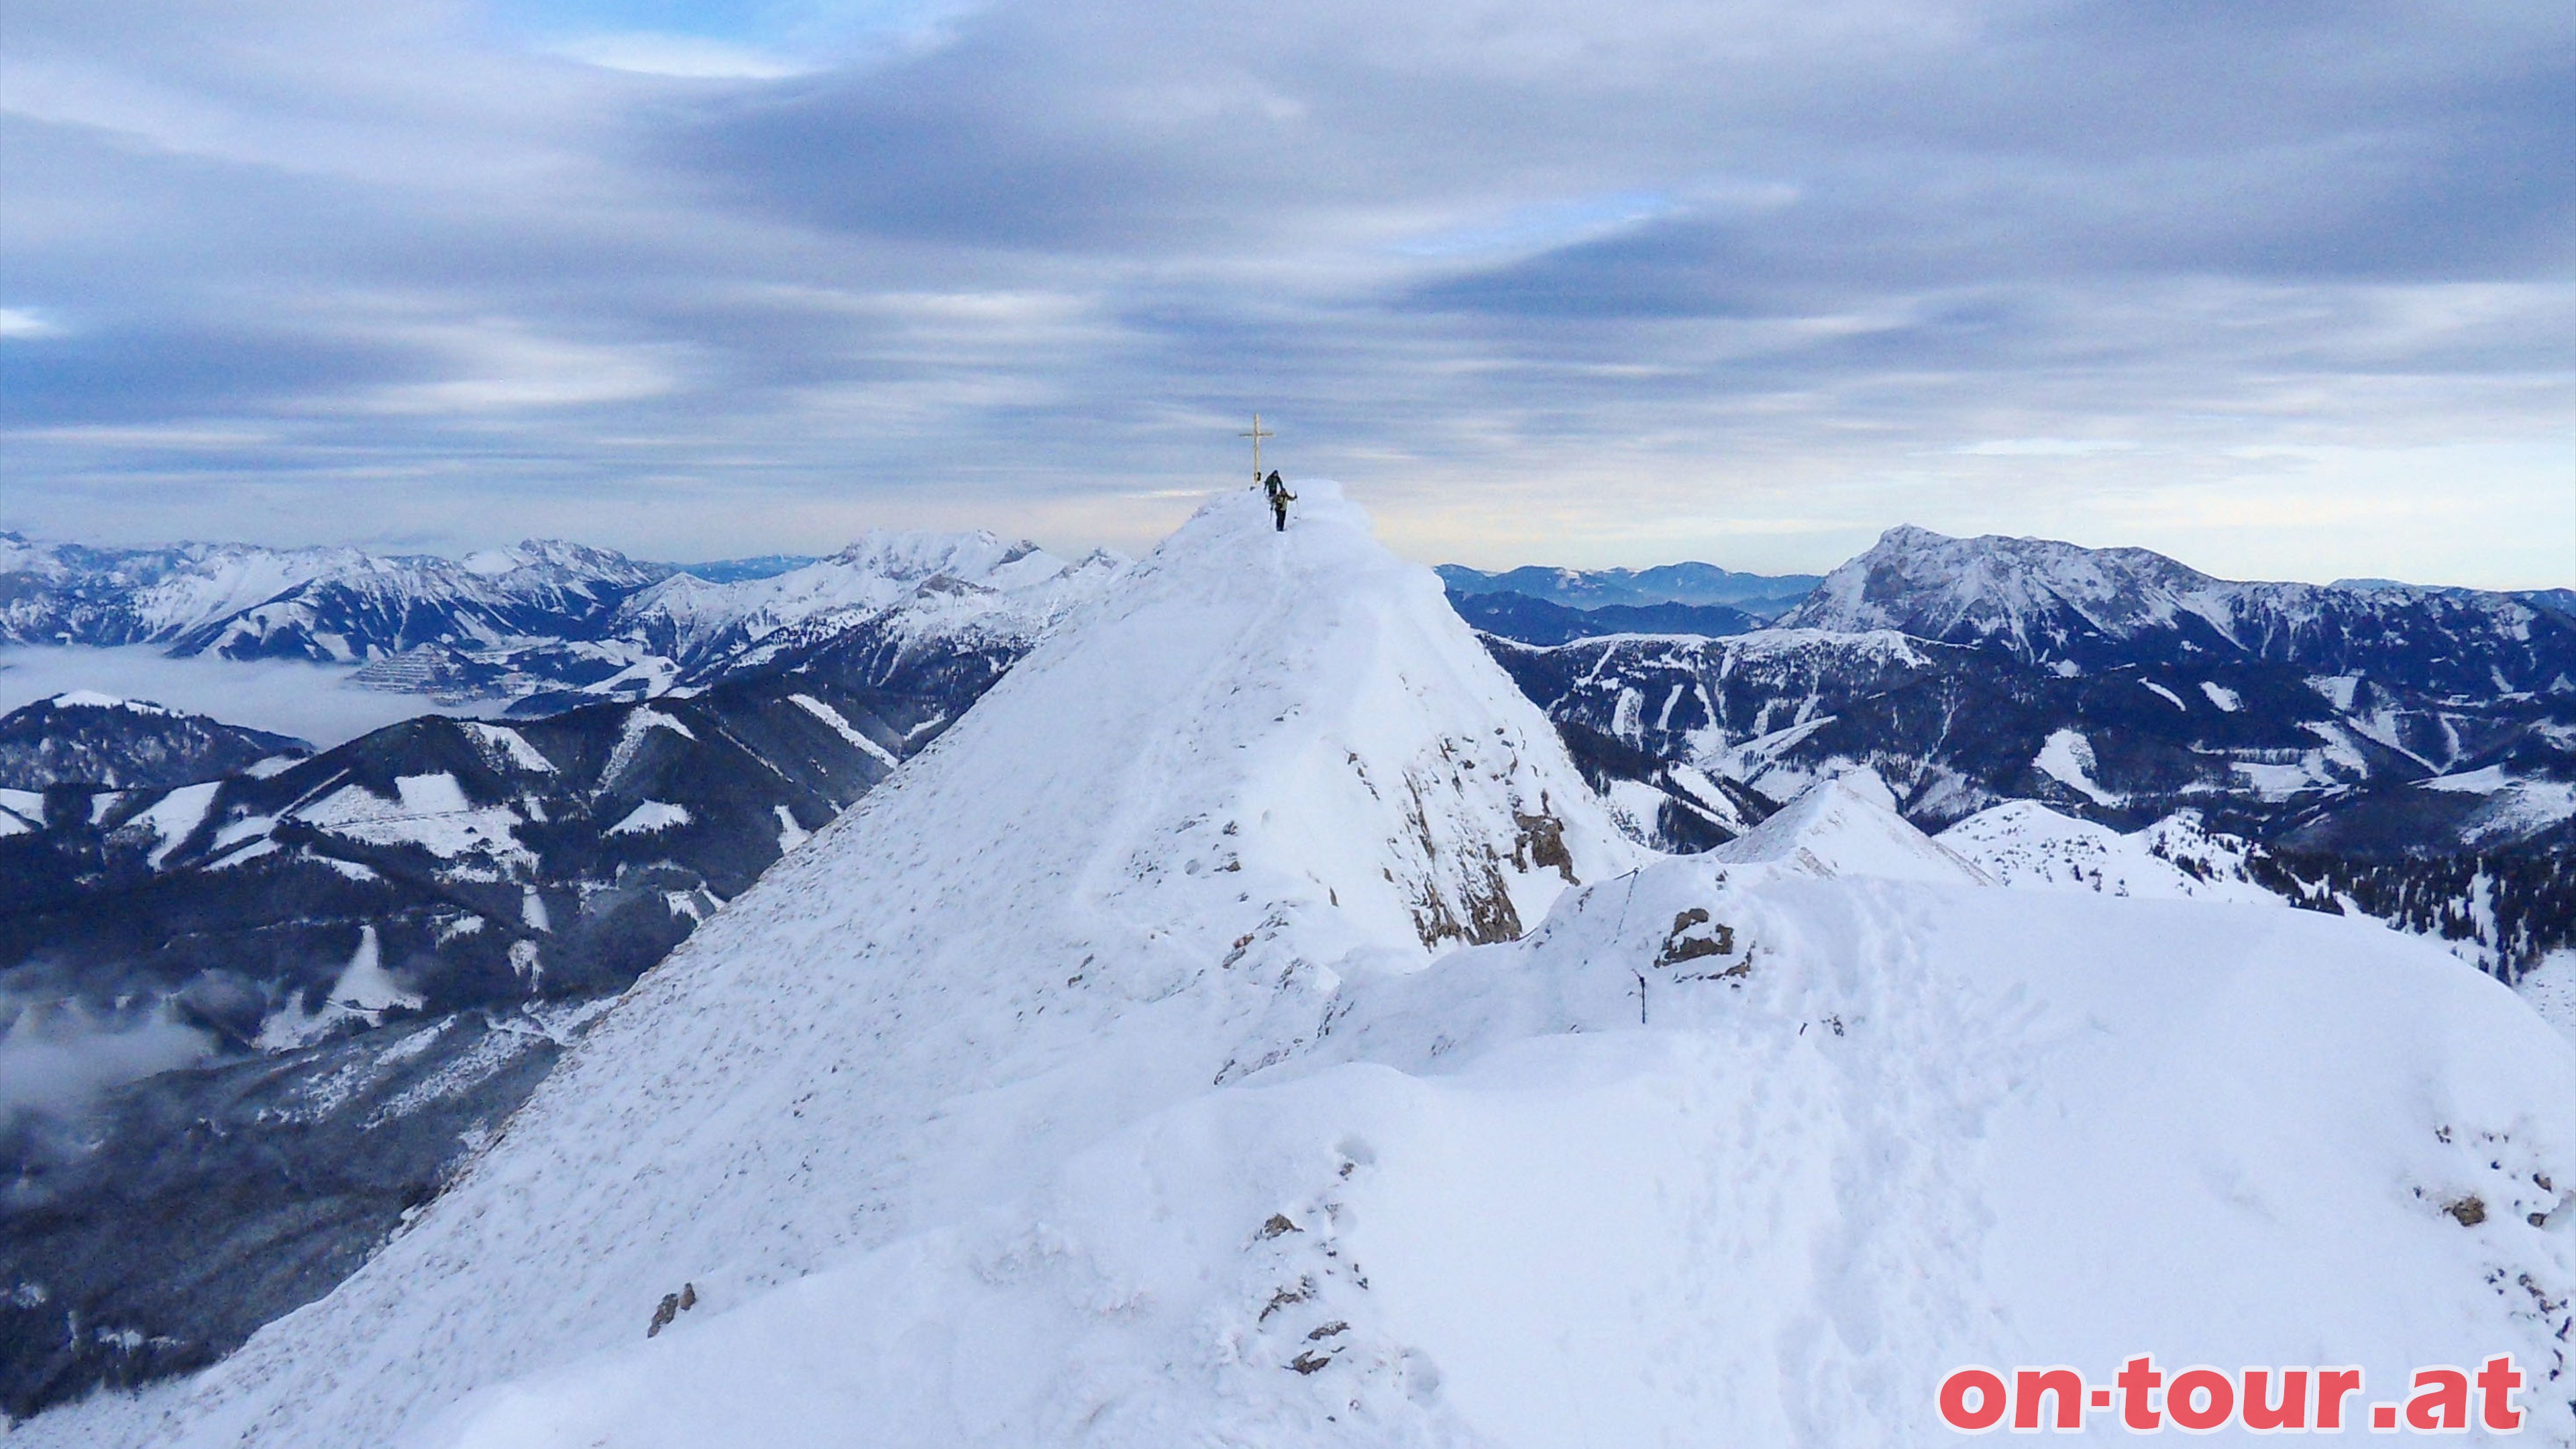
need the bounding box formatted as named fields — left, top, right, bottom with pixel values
left=1240, top=414, right=1274, bottom=484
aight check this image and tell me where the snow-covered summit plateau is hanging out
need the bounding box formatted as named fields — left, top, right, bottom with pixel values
left=48, top=490, right=2575, bottom=1446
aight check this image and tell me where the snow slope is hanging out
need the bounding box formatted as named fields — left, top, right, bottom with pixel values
left=2418, top=766, right=2576, bottom=849
left=384, top=796, right=2574, bottom=1446
left=1938, top=798, right=2282, bottom=904
left=2521, top=952, right=2576, bottom=1052
left=83, top=482, right=1635, bottom=1448
left=1711, top=770, right=1989, bottom=885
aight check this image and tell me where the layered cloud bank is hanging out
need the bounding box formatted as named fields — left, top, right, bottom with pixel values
left=4, top=0, right=2570, bottom=580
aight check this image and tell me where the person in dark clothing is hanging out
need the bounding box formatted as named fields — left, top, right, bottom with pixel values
left=1263, top=470, right=1295, bottom=531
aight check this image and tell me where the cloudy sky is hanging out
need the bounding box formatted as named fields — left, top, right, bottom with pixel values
left=3, top=0, right=2569, bottom=585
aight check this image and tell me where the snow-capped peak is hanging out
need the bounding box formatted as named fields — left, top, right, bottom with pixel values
left=1777, top=524, right=2226, bottom=657
left=44, top=690, right=172, bottom=715
left=604, top=525, right=1127, bottom=673
left=140, top=480, right=1638, bottom=1446
left=1711, top=770, right=1991, bottom=885
left=1774, top=524, right=2575, bottom=691
left=824, top=527, right=1033, bottom=581
left=458, top=539, right=635, bottom=579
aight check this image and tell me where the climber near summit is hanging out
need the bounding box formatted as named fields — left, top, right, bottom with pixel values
left=1240, top=413, right=1293, bottom=530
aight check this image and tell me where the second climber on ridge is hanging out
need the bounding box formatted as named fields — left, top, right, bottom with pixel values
left=1263, top=470, right=1295, bottom=531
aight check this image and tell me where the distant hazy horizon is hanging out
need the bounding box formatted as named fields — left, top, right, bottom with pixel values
left=5, top=502, right=2570, bottom=594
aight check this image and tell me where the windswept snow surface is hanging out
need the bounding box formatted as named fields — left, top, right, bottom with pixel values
left=401, top=804, right=2573, bottom=1446
left=92, top=483, right=1638, bottom=1448
left=53, top=494, right=2576, bottom=1446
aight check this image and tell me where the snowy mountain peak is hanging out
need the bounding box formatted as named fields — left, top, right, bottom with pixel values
left=140, top=479, right=1638, bottom=1445
left=1868, top=522, right=1947, bottom=551
left=44, top=690, right=174, bottom=716
left=606, top=526, right=1124, bottom=674
left=1777, top=524, right=2576, bottom=692
left=824, top=527, right=1040, bottom=582
left=455, top=537, right=652, bottom=580
left=1781, top=525, right=2219, bottom=651
left=1711, top=770, right=1991, bottom=885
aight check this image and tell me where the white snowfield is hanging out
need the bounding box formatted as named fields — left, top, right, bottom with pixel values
left=33, top=489, right=2575, bottom=1447
left=1712, top=772, right=1990, bottom=885
left=1936, top=798, right=2283, bottom=905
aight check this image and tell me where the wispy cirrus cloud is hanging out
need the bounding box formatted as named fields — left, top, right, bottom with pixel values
left=0, top=309, right=60, bottom=339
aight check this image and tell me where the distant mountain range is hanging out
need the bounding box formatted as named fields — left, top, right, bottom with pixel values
left=1495, top=527, right=2573, bottom=849
left=0, top=533, right=663, bottom=659
left=668, top=554, right=818, bottom=584
left=1436, top=560, right=1821, bottom=619
left=0, top=529, right=1120, bottom=714
left=1444, top=591, right=1759, bottom=645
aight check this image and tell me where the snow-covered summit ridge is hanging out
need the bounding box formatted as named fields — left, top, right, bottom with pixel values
left=126, top=480, right=1635, bottom=1447
left=302, top=764, right=2576, bottom=1445
left=42, top=500, right=2576, bottom=1448
left=1711, top=770, right=1991, bottom=885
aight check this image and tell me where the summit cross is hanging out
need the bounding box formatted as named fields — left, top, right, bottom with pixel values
left=1240, top=414, right=1274, bottom=484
